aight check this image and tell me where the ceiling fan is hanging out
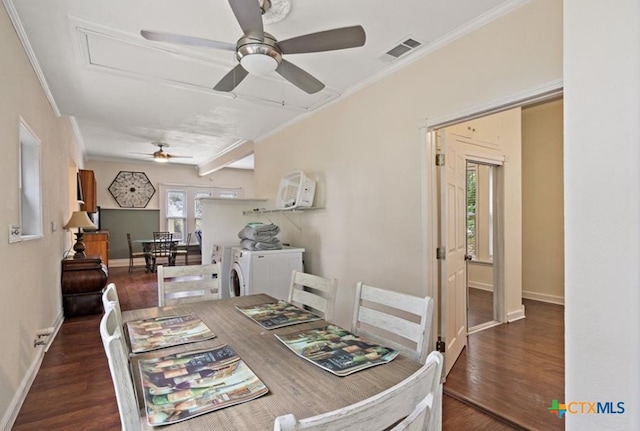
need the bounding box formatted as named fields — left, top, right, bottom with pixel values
left=140, top=0, right=366, bottom=94
left=132, top=143, right=193, bottom=163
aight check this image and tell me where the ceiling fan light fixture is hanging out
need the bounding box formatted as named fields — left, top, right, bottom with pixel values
left=240, top=53, right=278, bottom=75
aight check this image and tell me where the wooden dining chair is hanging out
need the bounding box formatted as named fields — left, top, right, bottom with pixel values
left=100, top=306, right=149, bottom=431
left=174, top=232, right=192, bottom=265
left=126, top=233, right=146, bottom=273
left=351, top=282, right=434, bottom=364
left=273, top=351, right=443, bottom=431
left=150, top=232, right=174, bottom=272
left=157, top=263, right=221, bottom=307
left=287, top=270, right=338, bottom=321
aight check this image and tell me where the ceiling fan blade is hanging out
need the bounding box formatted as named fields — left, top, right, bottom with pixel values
left=278, top=25, right=366, bottom=54
left=227, top=0, right=264, bottom=40
left=214, top=64, right=249, bottom=92
left=276, top=59, right=325, bottom=94
left=130, top=152, right=155, bottom=156
left=141, top=30, right=236, bottom=51
left=166, top=155, right=194, bottom=159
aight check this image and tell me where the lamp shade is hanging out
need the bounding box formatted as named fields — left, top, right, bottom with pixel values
left=63, top=211, right=96, bottom=230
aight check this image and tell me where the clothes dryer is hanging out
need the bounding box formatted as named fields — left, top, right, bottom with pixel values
left=211, top=243, right=236, bottom=299
left=229, top=247, right=304, bottom=300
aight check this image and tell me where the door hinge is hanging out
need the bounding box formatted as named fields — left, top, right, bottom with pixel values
left=435, top=153, right=445, bottom=166
left=436, top=337, right=446, bottom=353
left=436, top=246, right=446, bottom=260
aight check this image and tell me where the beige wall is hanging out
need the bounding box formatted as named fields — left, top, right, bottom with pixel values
left=0, top=4, right=82, bottom=423
left=85, top=159, right=255, bottom=210
left=255, top=0, right=560, bottom=329
left=521, top=99, right=564, bottom=303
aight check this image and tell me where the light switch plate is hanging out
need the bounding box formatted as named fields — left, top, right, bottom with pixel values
left=9, top=224, right=21, bottom=243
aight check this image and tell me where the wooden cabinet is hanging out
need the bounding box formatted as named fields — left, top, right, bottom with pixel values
left=61, top=257, right=108, bottom=317
left=79, top=169, right=97, bottom=213
left=84, top=231, right=109, bottom=267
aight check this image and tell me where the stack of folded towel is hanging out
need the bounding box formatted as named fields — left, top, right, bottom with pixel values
left=238, top=222, right=282, bottom=250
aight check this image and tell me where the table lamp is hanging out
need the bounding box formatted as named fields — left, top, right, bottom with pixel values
left=64, top=211, right=96, bottom=258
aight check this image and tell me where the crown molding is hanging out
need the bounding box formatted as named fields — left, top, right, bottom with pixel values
left=3, top=0, right=61, bottom=117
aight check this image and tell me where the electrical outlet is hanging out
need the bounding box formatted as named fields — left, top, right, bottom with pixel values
left=9, top=224, right=21, bottom=243
left=51, top=221, right=58, bottom=232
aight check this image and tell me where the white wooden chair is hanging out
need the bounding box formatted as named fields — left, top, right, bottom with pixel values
left=288, top=270, right=338, bottom=321
left=273, top=351, right=444, bottom=431
left=100, top=306, right=148, bottom=431
left=102, top=283, right=122, bottom=324
left=351, top=282, right=434, bottom=364
left=157, top=263, right=221, bottom=307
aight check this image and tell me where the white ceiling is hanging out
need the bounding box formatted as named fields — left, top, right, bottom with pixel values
left=5, top=0, right=515, bottom=171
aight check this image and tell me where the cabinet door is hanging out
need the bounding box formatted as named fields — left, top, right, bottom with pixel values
left=84, top=232, right=109, bottom=267
left=79, top=169, right=97, bottom=213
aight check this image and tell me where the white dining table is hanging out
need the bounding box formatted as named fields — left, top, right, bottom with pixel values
left=123, top=293, right=422, bottom=430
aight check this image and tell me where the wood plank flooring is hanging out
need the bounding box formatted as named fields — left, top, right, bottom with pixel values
left=13, top=267, right=562, bottom=430
left=445, top=298, right=565, bottom=430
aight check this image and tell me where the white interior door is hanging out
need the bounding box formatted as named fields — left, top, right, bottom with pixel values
left=439, top=130, right=468, bottom=376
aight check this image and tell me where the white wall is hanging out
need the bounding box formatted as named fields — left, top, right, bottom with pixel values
left=0, top=4, right=82, bottom=426
left=564, top=0, right=640, bottom=429
left=254, top=0, right=561, bottom=330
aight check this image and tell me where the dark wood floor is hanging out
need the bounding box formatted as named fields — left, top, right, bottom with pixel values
left=13, top=267, right=562, bottom=430
left=445, top=298, right=565, bottom=430
left=468, top=288, right=495, bottom=328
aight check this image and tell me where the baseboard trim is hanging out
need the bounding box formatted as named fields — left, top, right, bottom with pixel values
left=507, top=305, right=526, bottom=322
left=468, top=282, right=494, bottom=292
left=1, top=312, right=64, bottom=431
left=522, top=290, right=564, bottom=305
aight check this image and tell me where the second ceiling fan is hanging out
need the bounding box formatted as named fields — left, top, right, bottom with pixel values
left=141, top=0, right=366, bottom=94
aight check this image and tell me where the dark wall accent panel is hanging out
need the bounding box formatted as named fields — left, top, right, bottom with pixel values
left=100, top=209, right=160, bottom=259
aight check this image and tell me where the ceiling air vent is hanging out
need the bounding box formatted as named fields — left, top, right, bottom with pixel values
left=378, top=36, right=423, bottom=63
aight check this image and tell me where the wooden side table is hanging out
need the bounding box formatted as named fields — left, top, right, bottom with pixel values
left=61, top=256, right=108, bottom=317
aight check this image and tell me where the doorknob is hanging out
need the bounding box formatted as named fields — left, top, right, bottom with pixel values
left=464, top=254, right=473, bottom=261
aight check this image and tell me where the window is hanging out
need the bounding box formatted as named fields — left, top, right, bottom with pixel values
left=166, top=190, right=186, bottom=241
left=466, top=166, right=477, bottom=257
left=19, top=121, right=43, bottom=239
left=466, top=162, right=495, bottom=262
left=160, top=185, right=243, bottom=241
left=194, top=191, right=211, bottom=232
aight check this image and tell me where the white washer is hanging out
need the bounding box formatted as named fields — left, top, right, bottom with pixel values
left=211, top=243, right=236, bottom=299
left=229, top=247, right=304, bottom=300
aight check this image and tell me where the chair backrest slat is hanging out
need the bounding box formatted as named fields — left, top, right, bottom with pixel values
left=273, top=351, right=443, bottom=431
left=157, top=263, right=221, bottom=307
left=287, top=270, right=338, bottom=321
left=352, top=282, right=434, bottom=364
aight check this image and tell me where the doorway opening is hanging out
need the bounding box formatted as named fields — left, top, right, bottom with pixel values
left=465, top=161, right=501, bottom=334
